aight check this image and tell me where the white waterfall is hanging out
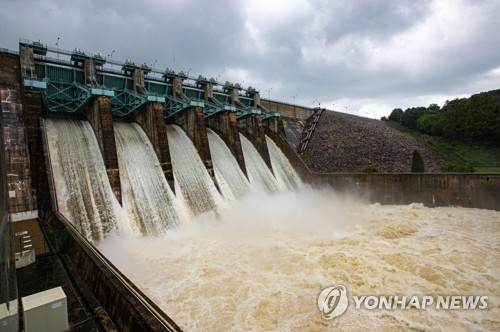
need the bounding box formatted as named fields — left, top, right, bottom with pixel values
left=266, top=135, right=302, bottom=190
left=239, top=134, right=280, bottom=193
left=166, top=125, right=223, bottom=216
left=206, top=129, right=250, bottom=203
left=45, top=119, right=121, bottom=242
left=114, top=122, right=181, bottom=235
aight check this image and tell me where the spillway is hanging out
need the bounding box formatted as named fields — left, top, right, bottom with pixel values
left=166, top=125, right=223, bottom=216
left=239, top=134, right=280, bottom=192
left=266, top=135, right=302, bottom=190
left=45, top=119, right=121, bottom=242
left=207, top=129, right=250, bottom=203
left=114, top=122, right=181, bottom=235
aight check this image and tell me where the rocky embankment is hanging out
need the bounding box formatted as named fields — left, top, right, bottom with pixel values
left=301, top=111, right=447, bottom=172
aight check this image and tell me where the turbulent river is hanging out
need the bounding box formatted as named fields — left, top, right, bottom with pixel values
left=99, top=192, right=499, bottom=331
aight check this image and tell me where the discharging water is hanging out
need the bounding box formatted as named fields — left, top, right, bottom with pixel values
left=114, top=122, right=181, bottom=235
left=266, top=135, right=301, bottom=190
left=99, top=193, right=500, bottom=331
left=207, top=128, right=250, bottom=203
left=240, top=134, right=280, bottom=192
left=166, top=125, right=223, bottom=217
left=45, top=119, right=121, bottom=242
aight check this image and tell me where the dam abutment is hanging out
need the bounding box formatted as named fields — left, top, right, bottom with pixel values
left=0, top=51, right=38, bottom=221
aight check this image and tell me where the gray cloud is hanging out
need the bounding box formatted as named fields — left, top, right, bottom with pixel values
left=1, top=0, right=499, bottom=117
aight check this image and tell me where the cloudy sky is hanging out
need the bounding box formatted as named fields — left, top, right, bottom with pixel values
left=1, top=0, right=499, bottom=118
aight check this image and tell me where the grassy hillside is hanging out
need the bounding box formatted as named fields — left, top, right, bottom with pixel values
left=385, top=121, right=500, bottom=173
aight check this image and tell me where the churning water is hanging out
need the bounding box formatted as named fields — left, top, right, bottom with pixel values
left=99, top=196, right=500, bottom=331
left=45, top=119, right=121, bottom=242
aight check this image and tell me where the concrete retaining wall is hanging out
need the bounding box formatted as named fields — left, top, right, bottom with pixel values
left=265, top=129, right=500, bottom=211
left=58, top=212, right=180, bottom=332
left=309, top=173, right=500, bottom=210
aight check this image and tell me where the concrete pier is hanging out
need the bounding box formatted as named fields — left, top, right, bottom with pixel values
left=133, top=102, right=175, bottom=191
left=173, top=106, right=216, bottom=183
left=85, top=96, right=122, bottom=203
left=238, top=114, right=273, bottom=172
left=206, top=111, right=247, bottom=176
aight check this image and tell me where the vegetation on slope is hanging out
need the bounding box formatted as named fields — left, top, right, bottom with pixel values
left=382, top=89, right=500, bottom=172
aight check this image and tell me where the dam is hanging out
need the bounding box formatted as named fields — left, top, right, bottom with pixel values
left=1, top=40, right=499, bottom=331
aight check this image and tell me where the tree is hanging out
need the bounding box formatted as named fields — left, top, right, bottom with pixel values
left=411, top=150, right=425, bottom=173
left=417, top=114, right=444, bottom=136
left=388, top=108, right=404, bottom=123
left=401, top=107, right=427, bottom=130
left=427, top=103, right=440, bottom=113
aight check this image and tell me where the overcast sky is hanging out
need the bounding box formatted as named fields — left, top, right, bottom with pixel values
left=1, top=0, right=499, bottom=118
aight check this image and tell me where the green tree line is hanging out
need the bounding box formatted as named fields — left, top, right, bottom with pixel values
left=385, top=89, right=500, bottom=142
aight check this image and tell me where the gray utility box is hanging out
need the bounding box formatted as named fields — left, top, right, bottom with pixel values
left=0, top=300, right=19, bottom=332
left=21, top=286, right=68, bottom=332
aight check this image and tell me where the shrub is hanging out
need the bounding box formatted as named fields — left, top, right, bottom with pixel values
left=411, top=150, right=425, bottom=172
left=361, top=164, right=378, bottom=173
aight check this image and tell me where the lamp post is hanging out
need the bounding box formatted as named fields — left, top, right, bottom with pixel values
left=56, top=37, right=60, bottom=60
left=266, top=87, right=272, bottom=99
left=108, top=50, right=115, bottom=69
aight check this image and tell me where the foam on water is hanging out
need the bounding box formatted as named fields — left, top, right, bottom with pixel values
left=206, top=128, right=250, bottom=203
left=166, top=125, right=223, bottom=216
left=45, top=119, right=121, bottom=242
left=114, top=122, right=181, bottom=235
left=97, top=189, right=500, bottom=331
left=239, top=134, right=280, bottom=192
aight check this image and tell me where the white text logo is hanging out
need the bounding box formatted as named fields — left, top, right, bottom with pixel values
left=317, top=285, right=349, bottom=320
left=318, top=285, right=488, bottom=320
